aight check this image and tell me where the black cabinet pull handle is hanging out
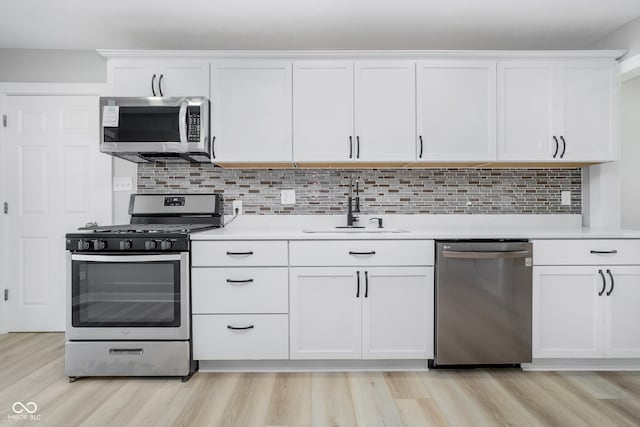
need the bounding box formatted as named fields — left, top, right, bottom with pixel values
left=151, top=74, right=157, bottom=96
left=226, top=251, right=254, bottom=256
left=419, top=135, right=423, bottom=158
left=356, top=271, right=360, bottom=298
left=211, top=136, right=216, bottom=159
left=552, top=136, right=559, bottom=158
left=606, top=269, right=615, bottom=296
left=560, top=136, right=566, bottom=158
left=226, top=279, right=254, bottom=284
left=349, top=251, right=376, bottom=255
left=598, top=269, right=606, bottom=296
left=349, top=136, right=353, bottom=159
left=158, top=74, right=164, bottom=96
left=364, top=271, right=369, bottom=298
left=227, top=325, right=254, bottom=330
left=356, top=136, right=360, bottom=159
left=590, top=250, right=618, bottom=254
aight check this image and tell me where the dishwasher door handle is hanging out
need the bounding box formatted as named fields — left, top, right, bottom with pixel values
left=442, top=250, right=531, bottom=259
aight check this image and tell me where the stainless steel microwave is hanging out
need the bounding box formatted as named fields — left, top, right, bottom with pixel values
left=99, top=96, right=211, bottom=163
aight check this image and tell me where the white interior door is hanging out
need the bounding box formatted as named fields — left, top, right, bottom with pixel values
left=4, top=95, right=112, bottom=331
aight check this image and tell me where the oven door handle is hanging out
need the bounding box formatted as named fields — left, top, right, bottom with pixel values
left=71, top=254, right=183, bottom=262
left=178, top=101, right=188, bottom=144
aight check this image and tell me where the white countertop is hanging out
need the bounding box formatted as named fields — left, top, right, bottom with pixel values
left=190, top=215, right=640, bottom=240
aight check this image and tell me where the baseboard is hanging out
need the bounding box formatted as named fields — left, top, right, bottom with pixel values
left=523, top=358, right=640, bottom=371
left=199, top=359, right=430, bottom=373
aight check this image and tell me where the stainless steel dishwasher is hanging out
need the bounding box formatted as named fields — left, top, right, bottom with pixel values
left=433, top=240, right=533, bottom=367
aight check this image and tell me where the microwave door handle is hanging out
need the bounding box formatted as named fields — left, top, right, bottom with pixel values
left=178, top=102, right=188, bottom=144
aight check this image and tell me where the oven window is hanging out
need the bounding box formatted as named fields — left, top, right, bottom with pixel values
left=104, top=106, right=181, bottom=143
left=72, top=260, right=181, bottom=327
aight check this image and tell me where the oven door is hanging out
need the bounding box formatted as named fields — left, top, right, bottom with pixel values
left=66, top=253, right=190, bottom=341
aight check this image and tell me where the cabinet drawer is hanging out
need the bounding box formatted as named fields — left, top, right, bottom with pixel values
left=533, top=240, right=640, bottom=266
left=192, top=267, right=288, bottom=314
left=289, top=240, right=434, bottom=266
left=192, top=241, right=288, bottom=267
left=193, top=314, right=288, bottom=360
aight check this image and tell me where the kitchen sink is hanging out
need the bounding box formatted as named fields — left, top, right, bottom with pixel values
left=302, top=227, right=409, bottom=234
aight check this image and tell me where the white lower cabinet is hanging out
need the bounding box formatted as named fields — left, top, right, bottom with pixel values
left=533, top=265, right=640, bottom=358
left=289, top=266, right=433, bottom=360
left=193, top=314, right=289, bottom=360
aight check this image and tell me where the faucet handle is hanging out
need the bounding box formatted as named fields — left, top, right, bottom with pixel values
left=370, top=217, right=383, bottom=228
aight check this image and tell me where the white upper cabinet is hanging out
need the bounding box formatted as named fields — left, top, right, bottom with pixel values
left=210, top=61, right=292, bottom=162
left=293, top=60, right=416, bottom=162
left=293, top=61, right=355, bottom=162
left=499, top=60, right=617, bottom=162
left=417, top=60, right=497, bottom=161
left=354, top=61, right=416, bottom=161
left=498, top=62, right=556, bottom=160
left=108, top=60, right=158, bottom=96
left=558, top=62, right=617, bottom=161
left=107, top=59, right=209, bottom=97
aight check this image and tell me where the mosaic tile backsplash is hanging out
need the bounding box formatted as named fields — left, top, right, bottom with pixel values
left=137, top=165, right=582, bottom=215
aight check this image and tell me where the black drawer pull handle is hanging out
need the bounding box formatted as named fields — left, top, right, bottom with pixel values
left=364, top=270, right=369, bottom=298
left=590, top=250, right=618, bottom=254
left=109, top=348, right=143, bottom=355
left=598, top=269, right=606, bottom=296
left=419, top=135, right=424, bottom=158
left=227, top=325, right=254, bottom=330
left=226, top=279, right=254, bottom=284
left=356, top=271, right=360, bottom=298
left=356, top=136, right=360, bottom=158
left=552, top=136, right=559, bottom=158
left=211, top=136, right=216, bottom=159
left=349, top=251, right=376, bottom=255
left=226, top=251, right=254, bottom=256
left=560, top=136, right=566, bottom=158
left=606, top=269, right=615, bottom=296
left=151, top=74, right=156, bottom=96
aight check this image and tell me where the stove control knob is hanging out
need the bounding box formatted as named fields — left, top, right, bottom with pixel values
left=160, top=240, right=172, bottom=250
left=92, top=240, right=106, bottom=251
left=145, top=240, right=157, bottom=250
left=77, top=240, right=91, bottom=251
left=119, top=240, right=132, bottom=250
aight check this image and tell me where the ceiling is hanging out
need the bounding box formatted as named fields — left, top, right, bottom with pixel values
left=1, top=0, right=639, bottom=50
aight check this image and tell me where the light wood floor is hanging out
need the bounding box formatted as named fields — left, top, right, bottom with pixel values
left=2, top=333, right=640, bottom=427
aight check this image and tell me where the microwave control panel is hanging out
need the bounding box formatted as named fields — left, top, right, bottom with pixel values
left=187, top=106, right=201, bottom=142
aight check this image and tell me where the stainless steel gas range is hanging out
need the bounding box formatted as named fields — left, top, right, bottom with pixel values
left=64, top=193, right=223, bottom=382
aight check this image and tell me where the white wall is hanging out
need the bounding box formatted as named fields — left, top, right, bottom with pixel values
left=0, top=48, right=106, bottom=83
left=591, top=15, right=640, bottom=57
left=620, top=76, right=640, bottom=229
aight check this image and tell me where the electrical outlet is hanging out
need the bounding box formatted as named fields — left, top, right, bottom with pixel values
left=561, top=191, right=571, bottom=206
left=113, top=176, right=133, bottom=192
left=232, top=200, right=243, bottom=215
left=281, top=189, right=296, bottom=205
